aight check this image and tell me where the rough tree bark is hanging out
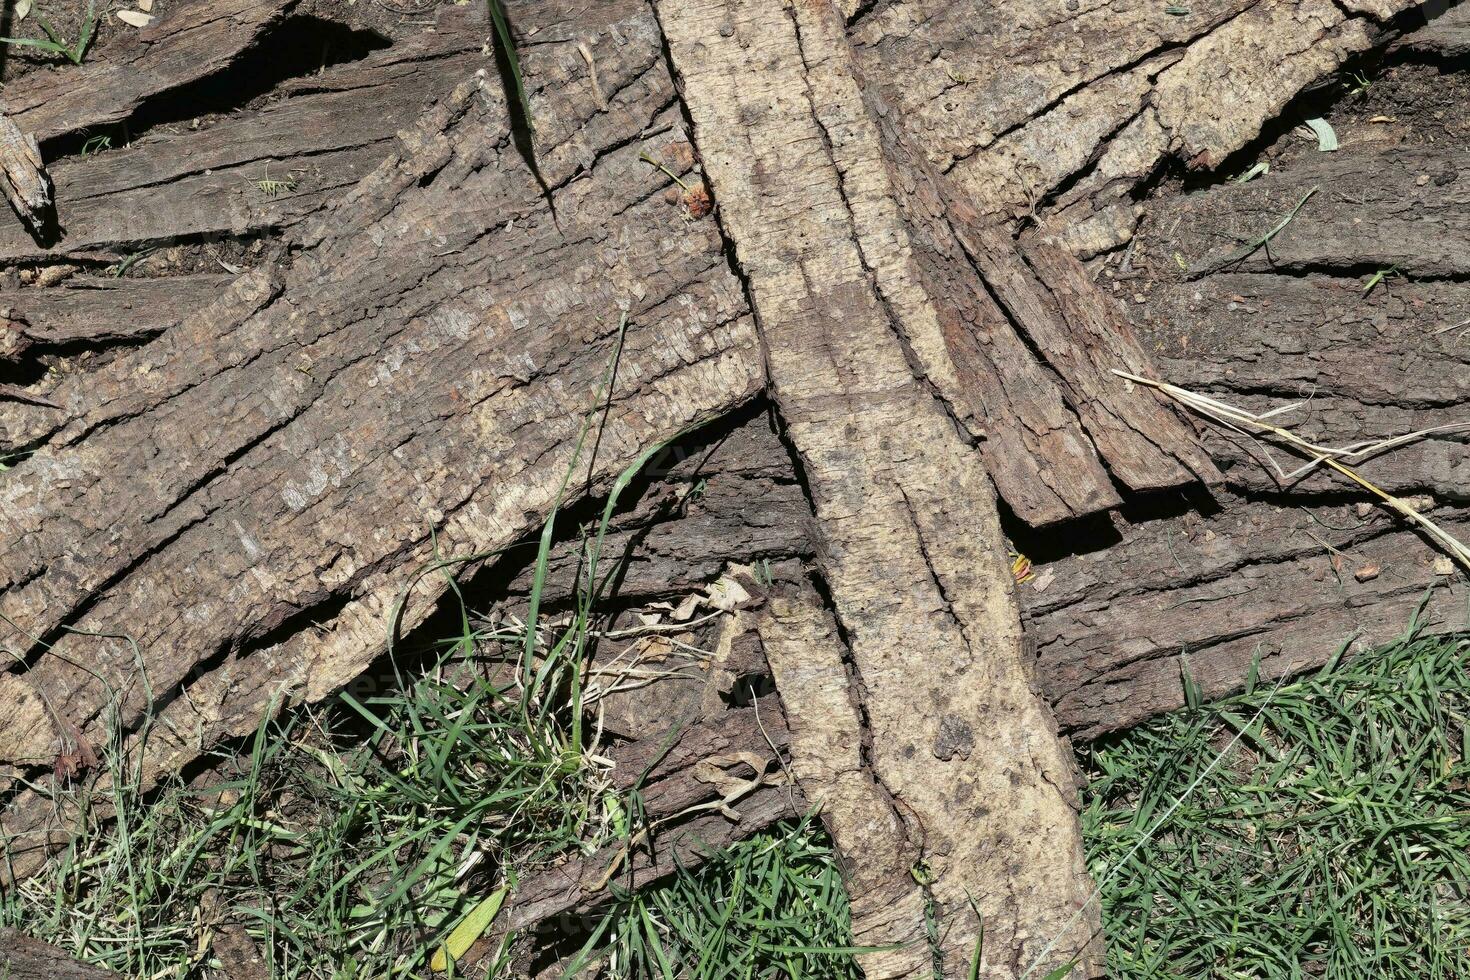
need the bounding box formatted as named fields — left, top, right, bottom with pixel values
left=0, top=0, right=1460, bottom=975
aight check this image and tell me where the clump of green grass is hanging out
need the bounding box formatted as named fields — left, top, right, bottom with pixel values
left=0, top=608, right=613, bottom=978
left=568, top=817, right=864, bottom=980
left=1084, top=624, right=1470, bottom=978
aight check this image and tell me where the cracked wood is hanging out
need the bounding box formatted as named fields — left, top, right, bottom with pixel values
left=0, top=0, right=760, bottom=872
left=656, top=0, right=1099, bottom=973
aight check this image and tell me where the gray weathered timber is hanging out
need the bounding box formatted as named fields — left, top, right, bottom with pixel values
left=0, top=26, right=484, bottom=262
left=3, top=0, right=298, bottom=143
left=0, top=929, right=119, bottom=979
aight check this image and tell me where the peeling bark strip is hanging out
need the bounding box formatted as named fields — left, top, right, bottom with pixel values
left=0, top=26, right=484, bottom=263
left=3, top=0, right=299, bottom=144
left=656, top=0, right=1098, bottom=974
left=757, top=587, right=931, bottom=978
left=0, top=0, right=761, bottom=870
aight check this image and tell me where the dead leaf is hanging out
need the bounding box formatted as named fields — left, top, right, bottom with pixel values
left=116, top=9, right=155, bottom=26
left=705, top=574, right=751, bottom=612
left=53, top=721, right=98, bottom=783
left=13, top=0, right=31, bottom=21
left=672, top=593, right=700, bottom=621
left=683, top=185, right=713, bottom=219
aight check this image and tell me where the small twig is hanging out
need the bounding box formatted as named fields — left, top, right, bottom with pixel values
left=1114, top=369, right=1470, bottom=571
left=638, top=152, right=689, bottom=192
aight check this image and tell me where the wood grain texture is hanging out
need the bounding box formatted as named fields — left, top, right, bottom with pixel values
left=0, top=274, right=235, bottom=354
left=1023, top=139, right=1470, bottom=736
left=850, top=0, right=1425, bottom=255
left=757, top=586, right=931, bottom=979
left=656, top=0, right=1100, bottom=973
left=3, top=0, right=298, bottom=143
left=0, top=0, right=762, bottom=872
left=0, top=26, right=483, bottom=261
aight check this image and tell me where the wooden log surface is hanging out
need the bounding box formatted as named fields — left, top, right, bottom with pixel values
left=0, top=928, right=119, bottom=979
left=0, top=0, right=762, bottom=873
left=0, top=1, right=1464, bottom=975
left=657, top=0, right=1100, bottom=972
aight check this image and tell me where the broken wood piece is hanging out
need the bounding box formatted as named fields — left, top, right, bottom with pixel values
left=0, top=383, right=60, bottom=409
left=851, top=0, right=1426, bottom=253
left=757, top=586, right=931, bottom=979
left=0, top=929, right=118, bottom=979
left=0, top=27, right=482, bottom=262
left=0, top=1, right=760, bottom=876
left=2, top=0, right=299, bottom=144
left=0, top=274, right=237, bottom=353
left=0, top=107, right=50, bottom=235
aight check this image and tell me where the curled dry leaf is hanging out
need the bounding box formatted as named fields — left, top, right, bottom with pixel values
left=116, top=9, right=155, bottom=26
left=53, top=721, right=98, bottom=783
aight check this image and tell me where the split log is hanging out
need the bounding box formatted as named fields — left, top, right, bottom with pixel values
left=0, top=274, right=235, bottom=356
left=2, top=0, right=299, bottom=145
left=0, top=25, right=483, bottom=262
left=0, top=0, right=762, bottom=873
left=851, top=0, right=1426, bottom=256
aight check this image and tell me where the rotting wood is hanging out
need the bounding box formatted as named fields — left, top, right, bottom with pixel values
left=1023, top=494, right=1470, bottom=738
left=0, top=23, right=484, bottom=262
left=487, top=603, right=803, bottom=966
left=0, top=274, right=236, bottom=360
left=0, top=928, right=119, bottom=979
left=1124, top=143, right=1470, bottom=503
left=656, top=0, right=1100, bottom=973
left=756, top=581, right=932, bottom=979
left=0, top=0, right=1459, bottom=973
left=2, top=0, right=299, bottom=145
left=0, top=109, right=50, bottom=234
left=1392, top=1, right=1470, bottom=56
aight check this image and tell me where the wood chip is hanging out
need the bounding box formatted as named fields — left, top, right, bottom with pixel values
left=116, top=9, right=155, bottom=26
left=1354, top=562, right=1381, bottom=582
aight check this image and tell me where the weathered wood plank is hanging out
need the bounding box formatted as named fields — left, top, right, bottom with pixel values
left=0, top=28, right=483, bottom=260
left=4, top=0, right=298, bottom=143
left=850, top=0, right=1425, bottom=254
left=0, top=274, right=234, bottom=354
left=0, top=929, right=117, bottom=979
